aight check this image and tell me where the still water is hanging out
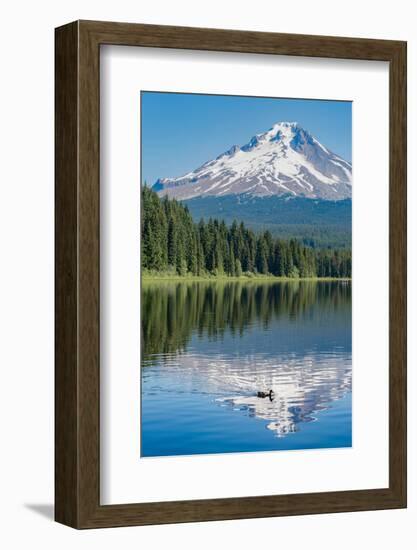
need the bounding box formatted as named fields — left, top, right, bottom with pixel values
left=141, top=280, right=352, bottom=457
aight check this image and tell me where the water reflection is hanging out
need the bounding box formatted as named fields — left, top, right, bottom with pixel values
left=141, top=280, right=352, bottom=456
left=142, top=280, right=351, bottom=357
left=216, top=352, right=351, bottom=437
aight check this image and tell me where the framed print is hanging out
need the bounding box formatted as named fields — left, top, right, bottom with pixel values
left=55, top=20, right=406, bottom=528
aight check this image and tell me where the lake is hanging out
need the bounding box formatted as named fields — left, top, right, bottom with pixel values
left=141, top=280, right=352, bottom=457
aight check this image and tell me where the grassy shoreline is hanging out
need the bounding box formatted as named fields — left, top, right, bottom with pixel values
left=142, top=274, right=351, bottom=283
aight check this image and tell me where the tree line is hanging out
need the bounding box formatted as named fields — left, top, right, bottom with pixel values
left=142, top=186, right=351, bottom=278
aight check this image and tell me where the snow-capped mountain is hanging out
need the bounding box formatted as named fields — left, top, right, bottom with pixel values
left=152, top=122, right=352, bottom=201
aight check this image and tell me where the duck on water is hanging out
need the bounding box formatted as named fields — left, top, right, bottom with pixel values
left=257, top=389, right=275, bottom=401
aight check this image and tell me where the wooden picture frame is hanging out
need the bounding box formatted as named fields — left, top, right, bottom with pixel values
left=55, top=20, right=407, bottom=529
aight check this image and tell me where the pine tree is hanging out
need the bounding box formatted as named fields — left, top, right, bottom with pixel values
left=229, top=246, right=236, bottom=276
left=255, top=236, right=269, bottom=274
left=167, top=217, right=177, bottom=267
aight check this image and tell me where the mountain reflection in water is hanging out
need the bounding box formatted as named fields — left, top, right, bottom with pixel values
left=141, top=280, right=352, bottom=457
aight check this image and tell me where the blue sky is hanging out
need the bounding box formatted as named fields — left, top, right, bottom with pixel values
left=141, top=91, right=352, bottom=187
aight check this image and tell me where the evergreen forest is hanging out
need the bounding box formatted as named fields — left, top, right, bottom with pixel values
left=141, top=186, right=351, bottom=279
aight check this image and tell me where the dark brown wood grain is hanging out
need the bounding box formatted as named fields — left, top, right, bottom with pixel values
left=55, top=21, right=79, bottom=527
left=55, top=20, right=407, bottom=529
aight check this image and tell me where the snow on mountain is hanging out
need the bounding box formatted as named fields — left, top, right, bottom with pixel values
left=152, top=122, right=352, bottom=201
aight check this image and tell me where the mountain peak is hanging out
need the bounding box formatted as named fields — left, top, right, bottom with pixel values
left=152, top=121, right=352, bottom=201
left=272, top=120, right=299, bottom=129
